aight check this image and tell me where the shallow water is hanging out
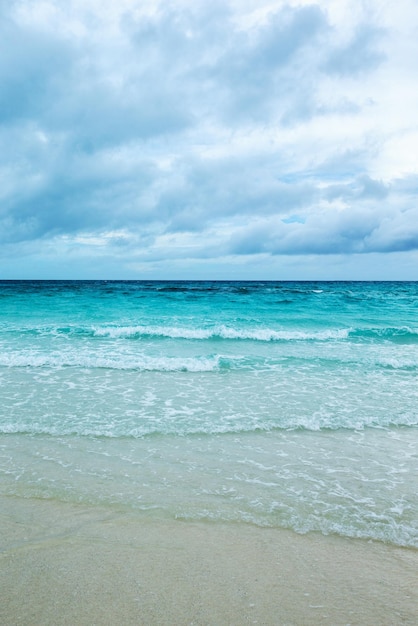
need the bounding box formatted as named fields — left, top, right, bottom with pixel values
left=0, top=280, right=417, bottom=545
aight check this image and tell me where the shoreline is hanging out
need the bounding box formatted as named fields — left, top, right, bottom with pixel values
left=1, top=496, right=417, bottom=625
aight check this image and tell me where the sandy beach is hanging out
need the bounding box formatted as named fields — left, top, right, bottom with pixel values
left=0, top=496, right=416, bottom=626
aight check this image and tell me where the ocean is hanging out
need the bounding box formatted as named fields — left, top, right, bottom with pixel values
left=0, top=280, right=417, bottom=547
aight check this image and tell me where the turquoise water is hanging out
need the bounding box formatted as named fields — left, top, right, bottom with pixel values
left=0, top=281, right=417, bottom=546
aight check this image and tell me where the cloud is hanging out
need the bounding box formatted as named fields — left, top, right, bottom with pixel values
left=228, top=175, right=418, bottom=256
left=209, top=4, right=329, bottom=123
left=0, top=14, right=73, bottom=124
left=323, top=25, right=385, bottom=76
left=0, top=0, right=417, bottom=278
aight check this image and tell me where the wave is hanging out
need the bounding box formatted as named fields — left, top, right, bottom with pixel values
left=89, top=324, right=418, bottom=344
left=0, top=353, right=222, bottom=372
left=4, top=323, right=418, bottom=344
left=1, top=351, right=418, bottom=373
left=1, top=417, right=417, bottom=438
left=96, top=325, right=418, bottom=343
left=92, top=325, right=351, bottom=341
left=1, top=324, right=352, bottom=341
left=349, top=327, right=418, bottom=343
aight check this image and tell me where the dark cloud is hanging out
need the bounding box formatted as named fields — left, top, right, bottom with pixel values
left=0, top=17, right=74, bottom=123
left=228, top=176, right=418, bottom=257
left=153, top=154, right=319, bottom=234
left=209, top=5, right=328, bottom=123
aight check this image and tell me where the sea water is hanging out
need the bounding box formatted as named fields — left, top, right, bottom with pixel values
left=0, top=280, right=417, bottom=546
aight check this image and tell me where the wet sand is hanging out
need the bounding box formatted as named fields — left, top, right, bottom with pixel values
left=0, top=496, right=417, bottom=626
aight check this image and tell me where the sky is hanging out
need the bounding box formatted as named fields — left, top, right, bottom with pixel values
left=1, top=0, right=418, bottom=280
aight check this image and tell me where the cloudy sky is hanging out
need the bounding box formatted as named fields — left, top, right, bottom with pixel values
left=1, top=0, right=418, bottom=279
